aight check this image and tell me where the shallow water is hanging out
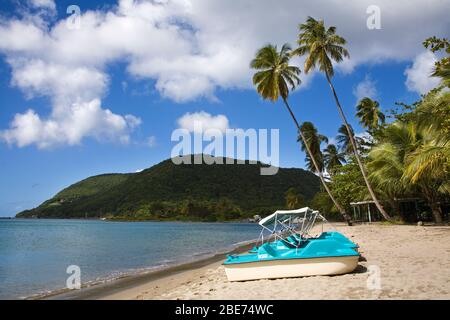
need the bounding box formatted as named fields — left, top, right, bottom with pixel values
left=0, top=219, right=259, bottom=299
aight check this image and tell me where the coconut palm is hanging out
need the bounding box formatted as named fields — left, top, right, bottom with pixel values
left=285, top=187, right=306, bottom=210
left=369, top=121, right=449, bottom=223
left=423, top=37, right=450, bottom=88
left=433, top=60, right=450, bottom=88
left=414, top=90, right=450, bottom=134
left=356, top=97, right=385, bottom=133
left=297, top=122, right=328, bottom=172
left=336, top=124, right=353, bottom=156
left=335, top=124, right=367, bottom=156
left=293, top=16, right=393, bottom=221
left=405, top=134, right=449, bottom=222
left=250, top=43, right=352, bottom=224
left=323, top=144, right=345, bottom=175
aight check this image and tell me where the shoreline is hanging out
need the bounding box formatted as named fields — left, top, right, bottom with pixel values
left=10, top=217, right=260, bottom=224
left=38, top=240, right=256, bottom=300
left=34, top=224, right=450, bottom=300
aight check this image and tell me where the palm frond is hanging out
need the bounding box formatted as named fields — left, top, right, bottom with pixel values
left=293, top=17, right=349, bottom=78
left=250, top=43, right=301, bottom=102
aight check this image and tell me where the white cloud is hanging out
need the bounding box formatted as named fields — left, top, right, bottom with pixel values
left=353, top=75, right=377, bottom=101
left=404, top=51, right=441, bottom=95
left=29, top=0, right=55, bottom=10
left=1, top=0, right=447, bottom=100
left=0, top=20, right=46, bottom=53
left=1, top=99, right=139, bottom=149
left=124, top=114, right=142, bottom=129
left=355, top=131, right=374, bottom=150
left=0, top=58, right=139, bottom=148
left=177, top=111, right=229, bottom=133
left=145, top=135, right=157, bottom=147
left=327, top=137, right=338, bottom=147
left=0, top=0, right=449, bottom=148
left=27, top=0, right=57, bottom=19
left=9, top=59, right=107, bottom=103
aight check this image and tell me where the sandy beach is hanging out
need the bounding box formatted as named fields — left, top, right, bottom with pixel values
left=76, top=223, right=450, bottom=300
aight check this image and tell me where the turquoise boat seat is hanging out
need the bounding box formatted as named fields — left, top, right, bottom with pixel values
left=248, top=246, right=258, bottom=253
left=318, top=232, right=358, bottom=248
left=301, top=239, right=352, bottom=256
left=258, top=243, right=279, bottom=257
left=287, top=235, right=299, bottom=245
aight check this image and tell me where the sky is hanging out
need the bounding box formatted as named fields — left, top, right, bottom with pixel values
left=0, top=0, right=448, bottom=216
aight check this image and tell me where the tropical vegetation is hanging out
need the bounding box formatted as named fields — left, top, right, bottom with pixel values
left=291, top=16, right=393, bottom=221
left=250, top=43, right=352, bottom=224
left=17, top=156, right=321, bottom=221
left=252, top=18, right=449, bottom=224
left=19, top=20, right=449, bottom=225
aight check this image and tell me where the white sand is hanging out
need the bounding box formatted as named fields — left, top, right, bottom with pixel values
left=101, top=224, right=450, bottom=300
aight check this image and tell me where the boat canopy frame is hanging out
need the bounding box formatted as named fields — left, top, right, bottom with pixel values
left=257, top=207, right=331, bottom=247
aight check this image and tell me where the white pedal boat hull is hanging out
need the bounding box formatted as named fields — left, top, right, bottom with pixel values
left=224, top=255, right=359, bottom=282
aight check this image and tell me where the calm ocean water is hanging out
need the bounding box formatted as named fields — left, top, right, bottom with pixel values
left=0, top=219, right=259, bottom=299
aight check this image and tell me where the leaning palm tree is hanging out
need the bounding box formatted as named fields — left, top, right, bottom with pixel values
left=336, top=124, right=366, bottom=156
left=356, top=97, right=385, bottom=133
left=292, top=16, right=393, bottom=221
left=336, top=124, right=354, bottom=156
left=250, top=43, right=352, bottom=224
left=323, top=144, right=345, bottom=175
left=297, top=122, right=328, bottom=172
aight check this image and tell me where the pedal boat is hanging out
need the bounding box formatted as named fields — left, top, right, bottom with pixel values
left=248, top=231, right=359, bottom=253
left=224, top=208, right=359, bottom=282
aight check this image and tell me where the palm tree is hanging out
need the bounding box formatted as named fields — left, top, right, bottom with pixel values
left=335, top=124, right=367, bottom=156
left=250, top=43, right=352, bottom=224
left=297, top=122, right=328, bottom=172
left=424, top=37, right=450, bottom=88
left=405, top=137, right=449, bottom=224
left=285, top=187, right=306, bottom=210
left=367, top=129, right=411, bottom=220
left=414, top=90, right=450, bottom=134
left=356, top=97, right=385, bottom=133
left=336, top=124, right=353, bottom=156
left=369, top=121, right=449, bottom=223
left=433, top=61, right=450, bottom=88
left=293, top=16, right=393, bottom=221
left=323, top=144, right=345, bottom=175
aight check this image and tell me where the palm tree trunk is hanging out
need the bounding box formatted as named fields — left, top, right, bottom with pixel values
left=324, top=72, right=393, bottom=222
left=282, top=98, right=353, bottom=225
left=423, top=190, right=443, bottom=224
left=387, top=198, right=401, bottom=221
left=430, top=202, right=442, bottom=224
left=430, top=202, right=443, bottom=224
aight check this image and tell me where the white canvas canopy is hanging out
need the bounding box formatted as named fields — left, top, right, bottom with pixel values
left=258, top=207, right=314, bottom=227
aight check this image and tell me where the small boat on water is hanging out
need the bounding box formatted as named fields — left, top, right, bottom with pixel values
left=224, top=207, right=359, bottom=282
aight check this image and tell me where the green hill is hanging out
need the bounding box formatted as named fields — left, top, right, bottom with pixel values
left=17, top=155, right=320, bottom=221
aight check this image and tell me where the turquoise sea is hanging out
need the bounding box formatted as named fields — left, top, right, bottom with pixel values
left=0, top=219, right=259, bottom=299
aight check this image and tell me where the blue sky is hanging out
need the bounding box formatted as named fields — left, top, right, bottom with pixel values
left=0, top=0, right=448, bottom=216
